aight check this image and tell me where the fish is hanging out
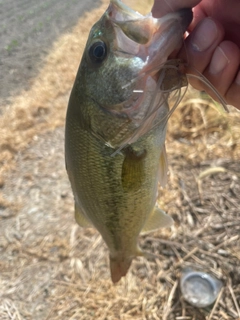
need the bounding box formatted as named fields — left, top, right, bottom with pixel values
left=65, top=0, right=193, bottom=283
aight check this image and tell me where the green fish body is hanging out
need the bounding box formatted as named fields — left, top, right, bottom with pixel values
left=65, top=0, right=192, bottom=282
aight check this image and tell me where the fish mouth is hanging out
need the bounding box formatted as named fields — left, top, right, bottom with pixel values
left=96, top=2, right=193, bottom=149
left=107, top=1, right=193, bottom=55
left=105, top=2, right=193, bottom=116
left=106, top=1, right=193, bottom=80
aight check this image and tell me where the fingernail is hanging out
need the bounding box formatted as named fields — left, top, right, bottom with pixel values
left=209, top=46, right=229, bottom=74
left=236, top=71, right=240, bottom=85
left=192, top=18, right=218, bottom=52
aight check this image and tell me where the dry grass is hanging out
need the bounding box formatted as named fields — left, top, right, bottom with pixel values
left=0, top=0, right=239, bottom=319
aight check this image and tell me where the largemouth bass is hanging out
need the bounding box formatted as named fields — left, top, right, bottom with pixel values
left=65, top=0, right=192, bottom=283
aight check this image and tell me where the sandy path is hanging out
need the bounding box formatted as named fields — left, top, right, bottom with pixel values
left=0, top=0, right=100, bottom=105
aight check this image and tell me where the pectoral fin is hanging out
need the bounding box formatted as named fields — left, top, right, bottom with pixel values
left=74, top=202, right=92, bottom=228
left=141, top=207, right=173, bottom=234
left=158, top=144, right=168, bottom=187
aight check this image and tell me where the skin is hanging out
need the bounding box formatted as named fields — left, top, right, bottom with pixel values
left=152, top=0, right=240, bottom=109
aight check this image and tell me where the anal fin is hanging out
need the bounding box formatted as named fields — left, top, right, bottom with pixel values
left=141, top=207, right=173, bottom=234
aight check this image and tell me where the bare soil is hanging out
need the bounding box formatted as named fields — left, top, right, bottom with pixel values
left=0, top=1, right=239, bottom=319
left=0, top=0, right=100, bottom=107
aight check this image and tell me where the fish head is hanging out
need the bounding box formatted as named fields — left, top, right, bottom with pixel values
left=74, top=1, right=192, bottom=146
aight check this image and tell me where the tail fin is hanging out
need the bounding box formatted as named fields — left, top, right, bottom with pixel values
left=109, top=248, right=163, bottom=282
left=109, top=255, right=133, bottom=283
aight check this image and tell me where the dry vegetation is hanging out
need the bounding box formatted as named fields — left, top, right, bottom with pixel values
left=0, top=0, right=239, bottom=319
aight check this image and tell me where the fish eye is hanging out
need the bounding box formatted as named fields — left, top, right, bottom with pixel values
left=89, top=41, right=107, bottom=64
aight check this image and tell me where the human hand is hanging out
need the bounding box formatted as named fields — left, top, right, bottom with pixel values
left=152, top=0, right=240, bottom=109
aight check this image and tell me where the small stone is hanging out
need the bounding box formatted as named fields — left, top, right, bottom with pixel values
left=217, top=249, right=229, bottom=256
left=61, top=191, right=68, bottom=198
left=0, top=177, right=4, bottom=188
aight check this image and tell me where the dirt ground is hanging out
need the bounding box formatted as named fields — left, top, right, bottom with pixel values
left=0, top=0, right=100, bottom=107
left=0, top=0, right=240, bottom=319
